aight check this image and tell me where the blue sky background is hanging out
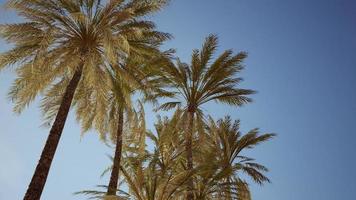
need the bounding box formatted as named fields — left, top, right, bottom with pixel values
left=1, top=0, right=356, bottom=199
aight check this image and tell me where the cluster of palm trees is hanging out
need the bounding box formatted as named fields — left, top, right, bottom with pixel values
left=0, top=0, right=275, bottom=200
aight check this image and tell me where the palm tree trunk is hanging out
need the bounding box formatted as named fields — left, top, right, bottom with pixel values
left=107, top=107, right=124, bottom=196
left=23, top=65, right=83, bottom=200
left=185, top=110, right=194, bottom=200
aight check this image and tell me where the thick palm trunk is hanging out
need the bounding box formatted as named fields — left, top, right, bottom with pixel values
left=23, top=66, right=83, bottom=200
left=185, top=110, right=194, bottom=200
left=107, top=108, right=124, bottom=196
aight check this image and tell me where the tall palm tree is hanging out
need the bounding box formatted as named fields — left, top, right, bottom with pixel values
left=72, top=54, right=170, bottom=197
left=193, top=116, right=275, bottom=200
left=75, top=103, right=146, bottom=200
left=0, top=0, right=170, bottom=199
left=102, top=53, right=176, bottom=197
left=102, top=64, right=134, bottom=197
left=156, top=34, right=255, bottom=199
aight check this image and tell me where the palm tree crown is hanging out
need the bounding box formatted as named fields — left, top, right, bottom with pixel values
left=157, top=34, right=255, bottom=114
left=194, top=116, right=275, bottom=199
left=1, top=0, right=170, bottom=114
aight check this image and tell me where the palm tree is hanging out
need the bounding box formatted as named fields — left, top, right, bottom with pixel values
left=73, top=55, right=170, bottom=197
left=103, top=64, right=134, bottom=197
left=103, top=53, right=176, bottom=197
left=75, top=103, right=147, bottom=200
left=76, top=109, right=191, bottom=200
left=156, top=34, right=255, bottom=199
left=0, top=1, right=170, bottom=199
left=193, top=116, right=275, bottom=200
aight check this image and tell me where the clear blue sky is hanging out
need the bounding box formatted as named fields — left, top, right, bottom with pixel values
left=1, top=0, right=356, bottom=199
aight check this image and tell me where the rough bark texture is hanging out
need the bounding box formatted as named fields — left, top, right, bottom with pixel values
left=185, top=110, right=194, bottom=200
left=23, top=66, right=83, bottom=200
left=106, top=108, right=124, bottom=196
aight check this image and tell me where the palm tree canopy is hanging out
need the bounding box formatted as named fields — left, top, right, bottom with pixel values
left=156, top=34, right=255, bottom=114
left=193, top=116, right=275, bottom=199
left=71, top=52, right=173, bottom=142
left=0, top=0, right=171, bottom=115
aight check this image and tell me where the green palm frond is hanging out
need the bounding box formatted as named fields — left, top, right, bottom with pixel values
left=156, top=34, right=254, bottom=116
left=154, top=101, right=181, bottom=111
left=192, top=116, right=275, bottom=199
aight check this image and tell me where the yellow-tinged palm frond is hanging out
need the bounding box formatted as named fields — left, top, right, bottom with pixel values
left=71, top=52, right=171, bottom=143
left=235, top=179, right=251, bottom=200
left=1, top=0, right=171, bottom=116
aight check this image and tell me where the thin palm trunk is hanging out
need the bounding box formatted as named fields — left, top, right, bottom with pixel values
left=185, top=110, right=194, bottom=200
left=23, top=65, right=83, bottom=200
left=107, top=107, right=124, bottom=195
